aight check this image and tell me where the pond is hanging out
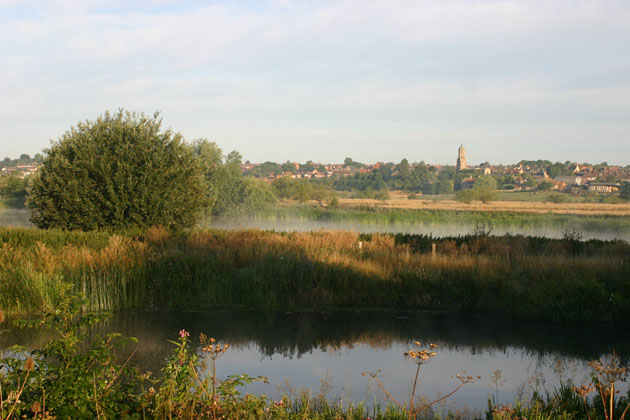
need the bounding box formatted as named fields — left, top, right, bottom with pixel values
left=2, top=309, right=627, bottom=414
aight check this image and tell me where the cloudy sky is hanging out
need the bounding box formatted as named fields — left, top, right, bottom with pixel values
left=1, top=0, right=629, bottom=165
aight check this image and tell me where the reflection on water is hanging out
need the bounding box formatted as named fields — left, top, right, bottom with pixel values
left=2, top=309, right=627, bottom=411
left=205, top=216, right=630, bottom=242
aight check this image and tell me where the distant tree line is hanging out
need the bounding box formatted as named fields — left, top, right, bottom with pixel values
left=0, top=153, right=43, bottom=169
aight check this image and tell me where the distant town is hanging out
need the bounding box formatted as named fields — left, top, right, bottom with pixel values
left=2, top=146, right=630, bottom=196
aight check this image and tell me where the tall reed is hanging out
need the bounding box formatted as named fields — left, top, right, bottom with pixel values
left=1, top=226, right=629, bottom=323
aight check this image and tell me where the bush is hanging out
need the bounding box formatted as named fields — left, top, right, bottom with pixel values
left=27, top=110, right=208, bottom=231
left=601, top=195, right=625, bottom=204
left=545, top=192, right=571, bottom=203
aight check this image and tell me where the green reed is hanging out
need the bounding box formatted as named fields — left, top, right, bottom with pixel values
left=251, top=205, right=630, bottom=232
left=1, top=226, right=629, bottom=323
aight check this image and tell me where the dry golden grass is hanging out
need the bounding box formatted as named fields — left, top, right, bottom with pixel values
left=338, top=197, right=630, bottom=216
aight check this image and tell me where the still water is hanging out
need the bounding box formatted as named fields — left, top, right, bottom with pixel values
left=205, top=216, right=630, bottom=241
left=3, top=208, right=629, bottom=241
left=3, top=309, right=627, bottom=412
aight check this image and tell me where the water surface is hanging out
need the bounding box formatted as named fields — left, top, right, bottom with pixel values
left=3, top=309, right=627, bottom=412
left=205, top=215, right=630, bottom=241
left=3, top=208, right=629, bottom=241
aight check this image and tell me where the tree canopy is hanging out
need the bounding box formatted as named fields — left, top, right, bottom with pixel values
left=27, top=110, right=208, bottom=230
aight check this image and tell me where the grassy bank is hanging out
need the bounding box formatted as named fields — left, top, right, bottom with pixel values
left=251, top=204, right=630, bottom=232
left=1, top=227, right=629, bottom=323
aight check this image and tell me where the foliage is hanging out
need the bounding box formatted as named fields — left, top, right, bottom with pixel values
left=0, top=175, right=29, bottom=208
left=272, top=177, right=337, bottom=205
left=537, top=180, right=554, bottom=191
left=194, top=139, right=277, bottom=215
left=545, top=192, right=571, bottom=203
left=0, top=153, right=43, bottom=169
left=0, top=175, right=29, bottom=198
left=27, top=110, right=208, bottom=231
left=621, top=182, right=630, bottom=201
left=455, top=186, right=497, bottom=204
left=1, top=284, right=143, bottom=419
left=2, top=226, right=630, bottom=324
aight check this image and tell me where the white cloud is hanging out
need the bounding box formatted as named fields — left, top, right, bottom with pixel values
left=0, top=0, right=629, bottom=163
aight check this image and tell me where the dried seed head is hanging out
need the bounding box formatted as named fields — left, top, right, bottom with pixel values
left=0, top=309, right=5, bottom=324
left=24, top=357, right=35, bottom=372
left=31, top=401, right=42, bottom=414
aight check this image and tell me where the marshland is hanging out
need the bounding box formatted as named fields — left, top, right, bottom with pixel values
left=1, top=223, right=630, bottom=418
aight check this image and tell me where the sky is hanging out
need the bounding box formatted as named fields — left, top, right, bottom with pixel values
left=1, top=0, right=629, bottom=166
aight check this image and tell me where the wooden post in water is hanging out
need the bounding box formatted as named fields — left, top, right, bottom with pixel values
left=431, top=243, right=436, bottom=258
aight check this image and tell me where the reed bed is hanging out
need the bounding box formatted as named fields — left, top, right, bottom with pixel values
left=1, top=226, right=629, bottom=323
left=253, top=205, right=630, bottom=232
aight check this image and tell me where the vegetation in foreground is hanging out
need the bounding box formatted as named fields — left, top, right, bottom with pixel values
left=1, top=227, right=629, bottom=323
left=1, top=292, right=629, bottom=420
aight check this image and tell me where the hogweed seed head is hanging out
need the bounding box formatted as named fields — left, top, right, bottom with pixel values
left=31, top=401, right=42, bottom=414
left=24, top=357, right=35, bottom=372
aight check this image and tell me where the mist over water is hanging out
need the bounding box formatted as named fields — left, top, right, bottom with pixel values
left=0, top=208, right=32, bottom=228
left=204, top=215, right=630, bottom=242
left=3, top=208, right=630, bottom=241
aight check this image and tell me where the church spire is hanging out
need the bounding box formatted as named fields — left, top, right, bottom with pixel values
left=456, top=144, right=467, bottom=171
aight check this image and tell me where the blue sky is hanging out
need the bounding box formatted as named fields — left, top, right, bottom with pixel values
left=1, top=0, right=629, bottom=165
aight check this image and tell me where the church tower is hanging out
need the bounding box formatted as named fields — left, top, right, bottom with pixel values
left=456, top=144, right=467, bottom=171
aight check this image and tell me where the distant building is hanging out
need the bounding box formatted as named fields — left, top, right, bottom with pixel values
left=554, top=176, right=583, bottom=186
left=456, top=144, right=467, bottom=171
left=587, top=182, right=620, bottom=194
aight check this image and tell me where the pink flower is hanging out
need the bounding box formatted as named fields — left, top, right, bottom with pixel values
left=179, top=329, right=190, bottom=338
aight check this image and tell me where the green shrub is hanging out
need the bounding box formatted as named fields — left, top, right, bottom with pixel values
left=27, top=110, right=208, bottom=231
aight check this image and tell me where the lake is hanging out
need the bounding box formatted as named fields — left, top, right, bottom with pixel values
left=2, top=309, right=627, bottom=414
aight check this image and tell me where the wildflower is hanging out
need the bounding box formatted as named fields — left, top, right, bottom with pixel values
left=179, top=329, right=190, bottom=338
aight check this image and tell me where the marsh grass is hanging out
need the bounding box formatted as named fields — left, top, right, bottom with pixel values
left=251, top=205, right=630, bottom=232
left=1, top=227, right=629, bottom=323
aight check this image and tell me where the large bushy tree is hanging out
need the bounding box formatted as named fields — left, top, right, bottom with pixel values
left=28, top=110, right=208, bottom=230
